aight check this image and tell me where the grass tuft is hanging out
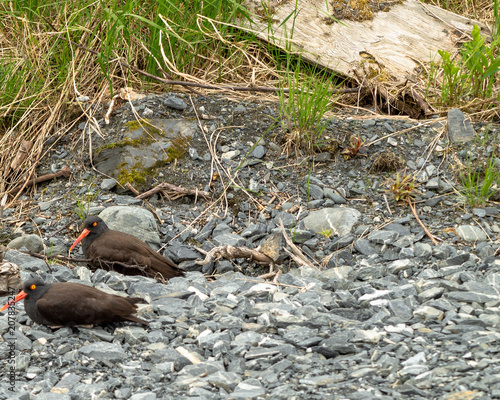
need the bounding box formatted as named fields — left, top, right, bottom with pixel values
left=459, top=155, right=500, bottom=207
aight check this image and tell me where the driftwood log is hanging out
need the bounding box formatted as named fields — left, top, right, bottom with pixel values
left=243, top=0, right=488, bottom=80
left=242, top=0, right=488, bottom=116
left=9, top=167, right=71, bottom=195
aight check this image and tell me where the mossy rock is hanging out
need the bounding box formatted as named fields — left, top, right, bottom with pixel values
left=94, top=118, right=198, bottom=189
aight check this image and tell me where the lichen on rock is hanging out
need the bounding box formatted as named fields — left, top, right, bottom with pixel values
left=94, top=118, right=198, bottom=189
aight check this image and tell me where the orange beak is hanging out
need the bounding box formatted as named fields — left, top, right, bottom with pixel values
left=0, top=290, right=28, bottom=312
left=69, top=228, right=91, bottom=252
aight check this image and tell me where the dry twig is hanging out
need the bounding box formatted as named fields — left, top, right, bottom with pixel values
left=9, top=167, right=72, bottom=195
left=408, top=200, right=439, bottom=245
left=195, top=245, right=274, bottom=265
left=279, top=219, right=317, bottom=269
left=135, top=182, right=210, bottom=201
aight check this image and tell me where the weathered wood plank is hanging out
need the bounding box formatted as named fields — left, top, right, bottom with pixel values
left=243, top=0, right=490, bottom=80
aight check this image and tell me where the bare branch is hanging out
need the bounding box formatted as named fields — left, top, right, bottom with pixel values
left=9, top=167, right=71, bottom=195
left=195, top=244, right=274, bottom=265
left=136, top=182, right=210, bottom=200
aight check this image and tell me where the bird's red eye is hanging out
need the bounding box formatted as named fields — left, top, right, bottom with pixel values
left=30, top=284, right=36, bottom=290
left=93, top=222, right=97, bottom=227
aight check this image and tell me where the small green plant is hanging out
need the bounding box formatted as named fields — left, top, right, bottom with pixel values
left=459, top=155, right=500, bottom=207
left=436, top=25, right=500, bottom=107
left=318, top=228, right=333, bottom=238
left=386, top=172, right=421, bottom=202
left=277, top=58, right=337, bottom=155
left=474, top=123, right=495, bottom=146
left=45, top=244, right=58, bottom=266
left=73, top=178, right=99, bottom=220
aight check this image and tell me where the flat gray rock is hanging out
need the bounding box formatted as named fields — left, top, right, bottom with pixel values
left=4, top=250, right=50, bottom=274
left=162, top=94, right=187, bottom=110
left=302, top=208, right=361, bottom=236
left=456, top=225, right=487, bottom=242
left=8, top=234, right=44, bottom=253
left=447, top=108, right=475, bottom=143
left=78, top=342, right=125, bottom=363
left=213, top=233, right=246, bottom=247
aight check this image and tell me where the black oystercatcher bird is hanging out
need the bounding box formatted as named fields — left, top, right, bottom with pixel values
left=69, top=215, right=185, bottom=280
left=0, top=278, right=148, bottom=327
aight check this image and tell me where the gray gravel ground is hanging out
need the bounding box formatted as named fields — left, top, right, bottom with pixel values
left=1, top=93, right=500, bottom=400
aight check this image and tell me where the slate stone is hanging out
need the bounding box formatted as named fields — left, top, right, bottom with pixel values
left=165, top=244, right=201, bottom=261
left=78, top=342, right=126, bottom=363
left=446, top=253, right=470, bottom=266
left=448, top=108, right=475, bottom=143
left=178, top=361, right=224, bottom=378
left=447, top=291, right=498, bottom=304
left=414, top=243, right=432, bottom=258
left=4, top=250, right=50, bottom=273
left=368, top=230, right=399, bottom=245
left=230, top=379, right=265, bottom=399
left=4, top=330, right=32, bottom=351
left=313, top=152, right=331, bottom=162
left=282, top=326, right=322, bottom=347
left=114, top=326, right=148, bottom=345
left=212, top=223, right=232, bottom=237
left=194, top=219, right=216, bottom=241
left=324, top=188, right=347, bottom=204
left=101, top=178, right=117, bottom=191
left=213, top=233, right=246, bottom=247
left=384, top=223, right=411, bottom=236
left=198, top=331, right=231, bottom=348
left=32, top=394, right=71, bottom=400
left=53, top=373, right=82, bottom=391
left=456, top=225, right=487, bottom=242
left=314, top=332, right=358, bottom=358
left=206, top=371, right=241, bottom=392
left=418, top=287, right=445, bottom=302
left=326, top=234, right=355, bottom=251
left=8, top=234, right=44, bottom=253
left=303, top=208, right=360, bottom=236
left=222, top=150, right=240, bottom=160
left=163, top=95, right=187, bottom=110
left=353, top=238, right=378, bottom=256
left=241, top=223, right=267, bottom=238
left=305, top=184, right=324, bottom=200
left=94, top=118, right=197, bottom=190
left=69, top=383, right=108, bottom=400
left=129, top=393, right=157, bottom=400
left=413, top=305, right=443, bottom=319
left=273, top=211, right=297, bottom=228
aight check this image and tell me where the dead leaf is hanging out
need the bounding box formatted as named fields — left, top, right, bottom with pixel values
left=119, top=87, right=146, bottom=102
left=10, top=140, right=34, bottom=171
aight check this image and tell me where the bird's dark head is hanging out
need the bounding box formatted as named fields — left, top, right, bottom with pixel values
left=69, top=215, right=109, bottom=252
left=21, top=278, right=49, bottom=297
left=0, top=278, right=48, bottom=311
left=83, top=216, right=109, bottom=232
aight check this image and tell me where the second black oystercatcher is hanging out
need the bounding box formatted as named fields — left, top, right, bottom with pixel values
left=0, top=278, right=148, bottom=327
left=69, top=215, right=185, bottom=280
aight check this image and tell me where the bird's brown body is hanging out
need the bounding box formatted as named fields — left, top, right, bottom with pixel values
left=1, top=279, right=148, bottom=327
left=70, top=216, right=185, bottom=280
